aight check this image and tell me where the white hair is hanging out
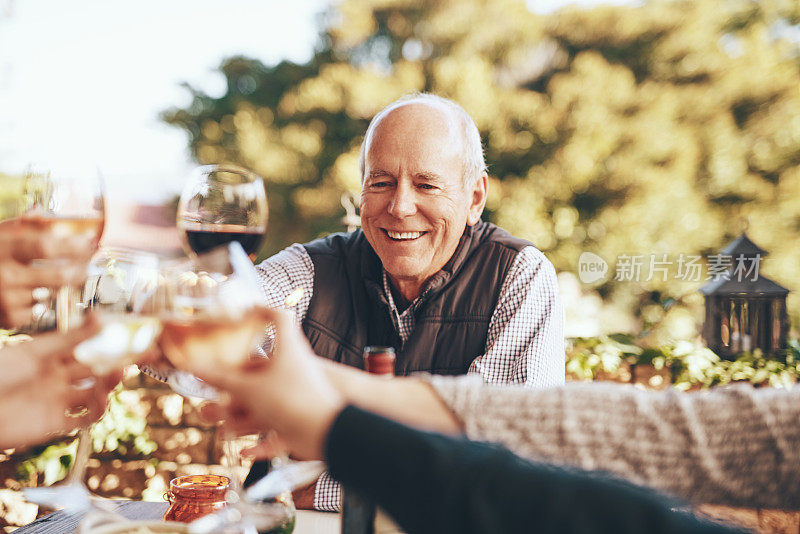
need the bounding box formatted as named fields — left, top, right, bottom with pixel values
left=358, top=93, right=487, bottom=186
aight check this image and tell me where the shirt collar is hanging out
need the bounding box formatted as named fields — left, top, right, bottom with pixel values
left=373, top=221, right=486, bottom=309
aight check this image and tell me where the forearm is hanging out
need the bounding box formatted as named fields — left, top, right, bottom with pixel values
left=325, top=405, right=741, bottom=534
left=427, top=377, right=800, bottom=510
left=321, top=358, right=462, bottom=434
left=311, top=362, right=462, bottom=512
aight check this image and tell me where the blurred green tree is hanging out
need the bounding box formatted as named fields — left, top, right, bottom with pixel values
left=162, top=0, right=800, bottom=333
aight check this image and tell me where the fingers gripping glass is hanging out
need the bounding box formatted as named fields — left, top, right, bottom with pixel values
left=17, top=166, right=105, bottom=332
left=154, top=242, right=296, bottom=533
left=23, top=249, right=162, bottom=516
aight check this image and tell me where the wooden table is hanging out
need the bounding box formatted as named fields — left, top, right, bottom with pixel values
left=13, top=501, right=343, bottom=533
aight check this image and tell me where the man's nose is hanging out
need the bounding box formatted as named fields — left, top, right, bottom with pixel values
left=387, top=184, right=417, bottom=218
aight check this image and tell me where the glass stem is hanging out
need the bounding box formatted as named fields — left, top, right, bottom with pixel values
left=68, top=428, right=92, bottom=486
left=265, top=430, right=289, bottom=469
left=56, top=286, right=72, bottom=333
left=222, top=430, right=245, bottom=497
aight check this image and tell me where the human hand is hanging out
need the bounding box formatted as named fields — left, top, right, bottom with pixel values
left=0, top=314, right=120, bottom=449
left=0, top=371, right=120, bottom=450
left=239, top=431, right=318, bottom=509
left=0, top=218, right=96, bottom=264
left=194, top=308, right=345, bottom=460
left=0, top=218, right=96, bottom=329
left=291, top=480, right=317, bottom=510
left=0, top=313, right=101, bottom=391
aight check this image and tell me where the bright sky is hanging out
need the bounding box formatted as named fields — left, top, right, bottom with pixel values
left=0, top=0, right=627, bottom=204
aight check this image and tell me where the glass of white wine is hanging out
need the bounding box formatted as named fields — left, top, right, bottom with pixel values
left=157, top=242, right=295, bottom=534
left=23, top=248, right=163, bottom=514
left=19, top=164, right=105, bottom=332
left=77, top=248, right=163, bottom=372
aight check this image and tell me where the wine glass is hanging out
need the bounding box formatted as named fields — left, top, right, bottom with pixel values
left=23, top=248, right=163, bottom=514
left=78, top=248, right=163, bottom=372
left=177, top=165, right=268, bottom=262
left=157, top=242, right=295, bottom=533
left=19, top=164, right=105, bottom=332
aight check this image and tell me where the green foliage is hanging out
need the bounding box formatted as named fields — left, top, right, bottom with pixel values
left=682, top=353, right=799, bottom=389
left=565, top=334, right=642, bottom=380
left=162, top=0, right=800, bottom=329
left=567, top=335, right=800, bottom=390
left=90, top=385, right=157, bottom=457
left=17, top=440, right=77, bottom=486
left=16, top=385, right=156, bottom=484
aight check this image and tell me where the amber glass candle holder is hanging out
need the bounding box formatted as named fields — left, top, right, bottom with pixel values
left=163, top=474, right=230, bottom=523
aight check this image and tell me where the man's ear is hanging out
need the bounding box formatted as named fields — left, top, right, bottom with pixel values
left=466, top=173, right=488, bottom=226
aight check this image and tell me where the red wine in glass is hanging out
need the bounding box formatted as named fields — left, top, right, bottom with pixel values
left=182, top=223, right=266, bottom=261
left=177, top=165, right=268, bottom=262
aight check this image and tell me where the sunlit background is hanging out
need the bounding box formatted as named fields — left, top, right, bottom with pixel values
left=0, top=0, right=323, bottom=201
left=4, top=1, right=800, bottom=531
left=0, top=0, right=620, bottom=201
left=3, top=0, right=799, bottom=339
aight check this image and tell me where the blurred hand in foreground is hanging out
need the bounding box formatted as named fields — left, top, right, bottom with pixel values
left=0, top=313, right=100, bottom=390
left=0, top=315, right=121, bottom=449
left=194, top=308, right=345, bottom=460
left=0, top=218, right=96, bottom=329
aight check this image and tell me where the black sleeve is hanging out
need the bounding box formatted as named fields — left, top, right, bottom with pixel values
left=325, top=405, right=745, bottom=534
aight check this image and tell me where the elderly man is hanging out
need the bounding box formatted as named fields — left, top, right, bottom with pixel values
left=253, top=93, right=564, bottom=510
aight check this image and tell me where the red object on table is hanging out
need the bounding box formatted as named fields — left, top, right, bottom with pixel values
left=363, top=346, right=396, bottom=376
left=342, top=346, right=397, bottom=534
left=163, top=474, right=230, bottom=523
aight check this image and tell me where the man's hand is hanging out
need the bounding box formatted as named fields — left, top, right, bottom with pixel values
left=234, top=434, right=319, bottom=510
left=193, top=308, right=346, bottom=460
left=291, top=480, right=317, bottom=510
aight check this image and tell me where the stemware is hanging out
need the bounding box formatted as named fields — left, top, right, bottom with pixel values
left=77, top=248, right=163, bottom=372
left=156, top=242, right=295, bottom=533
left=177, top=165, right=268, bottom=261
left=23, top=248, right=163, bottom=513
left=19, top=164, right=105, bottom=332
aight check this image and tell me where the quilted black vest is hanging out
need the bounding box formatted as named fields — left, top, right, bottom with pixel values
left=301, top=221, right=531, bottom=376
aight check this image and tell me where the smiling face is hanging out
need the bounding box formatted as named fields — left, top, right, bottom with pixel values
left=360, top=103, right=487, bottom=301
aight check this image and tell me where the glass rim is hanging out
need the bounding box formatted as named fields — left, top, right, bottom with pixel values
left=364, top=345, right=396, bottom=354
left=170, top=474, right=230, bottom=487
left=94, top=246, right=161, bottom=262
left=168, top=474, right=230, bottom=501
left=195, top=164, right=263, bottom=184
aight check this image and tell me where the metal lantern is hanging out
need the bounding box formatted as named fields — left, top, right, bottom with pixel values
left=700, top=233, right=789, bottom=357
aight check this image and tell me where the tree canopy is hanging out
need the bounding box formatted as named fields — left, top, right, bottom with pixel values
left=163, top=0, right=800, bottom=334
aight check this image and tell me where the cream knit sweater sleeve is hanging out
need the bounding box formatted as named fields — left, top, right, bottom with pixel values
left=424, top=375, right=800, bottom=510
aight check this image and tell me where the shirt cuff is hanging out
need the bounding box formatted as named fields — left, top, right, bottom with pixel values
left=313, top=470, right=342, bottom=512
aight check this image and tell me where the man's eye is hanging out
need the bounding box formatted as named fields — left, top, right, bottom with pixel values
left=371, top=181, right=390, bottom=188
left=418, top=183, right=437, bottom=190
